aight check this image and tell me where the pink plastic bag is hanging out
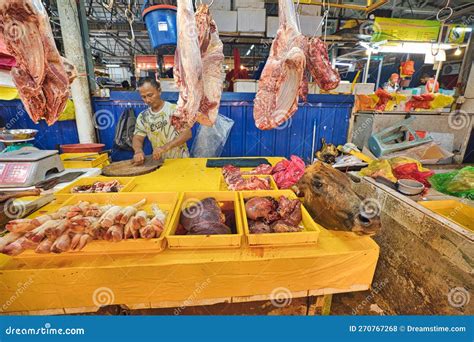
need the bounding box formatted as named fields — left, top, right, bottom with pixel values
left=272, top=155, right=305, bottom=189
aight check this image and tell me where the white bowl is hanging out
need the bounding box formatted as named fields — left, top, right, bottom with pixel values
left=397, top=179, right=425, bottom=195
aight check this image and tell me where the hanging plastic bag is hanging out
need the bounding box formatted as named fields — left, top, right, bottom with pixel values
left=190, top=114, right=234, bottom=157
left=114, top=107, right=136, bottom=151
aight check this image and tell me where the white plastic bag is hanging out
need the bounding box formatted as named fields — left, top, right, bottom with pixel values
left=191, top=114, right=234, bottom=157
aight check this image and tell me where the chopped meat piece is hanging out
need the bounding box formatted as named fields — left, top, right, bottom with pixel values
left=248, top=220, right=272, bottom=234
left=245, top=197, right=277, bottom=221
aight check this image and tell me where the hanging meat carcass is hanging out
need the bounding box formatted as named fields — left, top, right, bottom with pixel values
left=0, top=0, right=76, bottom=125
left=253, top=0, right=307, bottom=130
left=194, top=4, right=224, bottom=127
left=305, top=37, right=340, bottom=91
left=172, top=0, right=204, bottom=132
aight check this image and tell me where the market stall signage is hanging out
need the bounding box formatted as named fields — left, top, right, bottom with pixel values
left=372, top=18, right=441, bottom=42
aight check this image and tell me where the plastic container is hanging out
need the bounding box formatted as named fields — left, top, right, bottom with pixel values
left=55, top=177, right=136, bottom=194
left=60, top=143, right=105, bottom=153
left=418, top=200, right=473, bottom=232
left=220, top=175, right=277, bottom=191
left=60, top=153, right=109, bottom=169
left=240, top=190, right=321, bottom=247
left=20, top=192, right=180, bottom=257
left=166, top=192, right=243, bottom=249
left=142, top=5, right=177, bottom=49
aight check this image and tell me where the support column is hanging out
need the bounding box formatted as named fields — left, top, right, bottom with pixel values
left=57, top=0, right=96, bottom=143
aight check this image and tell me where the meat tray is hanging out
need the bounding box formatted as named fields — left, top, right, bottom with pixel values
left=55, top=177, right=137, bottom=194
left=15, top=192, right=180, bottom=257
left=240, top=190, right=321, bottom=247
left=219, top=174, right=278, bottom=191
left=166, top=192, right=243, bottom=249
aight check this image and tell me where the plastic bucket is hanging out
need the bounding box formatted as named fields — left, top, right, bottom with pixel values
left=142, top=5, right=177, bottom=49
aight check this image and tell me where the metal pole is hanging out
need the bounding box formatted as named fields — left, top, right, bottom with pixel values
left=376, top=56, right=384, bottom=89
left=57, top=0, right=97, bottom=143
left=77, top=0, right=96, bottom=92
left=432, top=60, right=442, bottom=93
left=363, top=50, right=371, bottom=83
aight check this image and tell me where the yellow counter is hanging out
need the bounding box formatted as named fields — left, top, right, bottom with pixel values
left=0, top=158, right=379, bottom=314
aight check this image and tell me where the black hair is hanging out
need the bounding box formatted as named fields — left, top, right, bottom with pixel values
left=137, top=77, right=161, bottom=90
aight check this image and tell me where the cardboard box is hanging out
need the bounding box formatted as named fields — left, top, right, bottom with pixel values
left=234, top=80, right=257, bottom=93
left=353, top=83, right=375, bottom=95
left=299, top=15, right=323, bottom=36
left=238, top=8, right=266, bottom=33
left=234, top=0, right=265, bottom=9
left=211, top=10, right=238, bottom=32
left=201, top=0, right=231, bottom=10
left=266, top=16, right=279, bottom=38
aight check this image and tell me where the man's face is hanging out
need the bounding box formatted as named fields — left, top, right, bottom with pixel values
left=138, top=83, right=161, bottom=107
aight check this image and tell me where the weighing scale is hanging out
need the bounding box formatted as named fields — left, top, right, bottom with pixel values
left=0, top=150, right=64, bottom=188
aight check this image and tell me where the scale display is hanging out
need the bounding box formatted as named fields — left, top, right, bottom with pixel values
left=0, top=163, right=33, bottom=184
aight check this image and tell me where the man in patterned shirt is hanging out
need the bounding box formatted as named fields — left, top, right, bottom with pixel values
left=132, top=77, right=192, bottom=165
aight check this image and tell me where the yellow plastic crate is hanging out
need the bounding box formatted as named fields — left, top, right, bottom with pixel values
left=166, top=191, right=243, bottom=249
left=418, top=200, right=474, bottom=232
left=60, top=153, right=109, bottom=169
left=55, top=177, right=136, bottom=194
left=19, top=192, right=180, bottom=256
left=240, top=190, right=321, bottom=247
left=219, top=174, right=277, bottom=191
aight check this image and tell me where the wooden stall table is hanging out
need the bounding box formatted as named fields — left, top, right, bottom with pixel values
left=0, top=158, right=379, bottom=315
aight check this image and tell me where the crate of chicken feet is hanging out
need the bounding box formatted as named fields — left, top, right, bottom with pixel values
left=0, top=192, right=180, bottom=257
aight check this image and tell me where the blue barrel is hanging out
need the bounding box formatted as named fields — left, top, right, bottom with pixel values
left=142, top=5, right=177, bottom=49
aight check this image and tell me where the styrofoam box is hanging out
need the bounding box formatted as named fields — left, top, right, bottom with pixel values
left=266, top=16, right=279, bottom=38
left=234, top=0, right=265, bottom=9
left=308, top=83, right=319, bottom=94
left=238, top=8, right=266, bottom=33
left=0, top=69, right=14, bottom=88
left=201, top=0, right=231, bottom=10
left=160, top=79, right=178, bottom=92
left=299, top=4, right=321, bottom=16
left=299, top=15, right=323, bottom=36
left=328, top=81, right=352, bottom=94
left=353, top=83, right=375, bottom=95
left=234, top=80, right=257, bottom=93
left=211, top=10, right=237, bottom=32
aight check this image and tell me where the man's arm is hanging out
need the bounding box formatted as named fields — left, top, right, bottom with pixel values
left=132, top=134, right=146, bottom=154
left=132, top=134, right=146, bottom=164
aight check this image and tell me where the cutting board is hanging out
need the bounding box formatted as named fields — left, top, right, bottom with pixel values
left=101, top=156, right=163, bottom=177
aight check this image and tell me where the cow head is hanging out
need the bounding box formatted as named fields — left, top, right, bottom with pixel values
left=297, top=161, right=381, bottom=236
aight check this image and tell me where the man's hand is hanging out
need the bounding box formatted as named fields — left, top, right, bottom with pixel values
left=153, top=147, right=166, bottom=161
left=133, top=151, right=145, bottom=165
